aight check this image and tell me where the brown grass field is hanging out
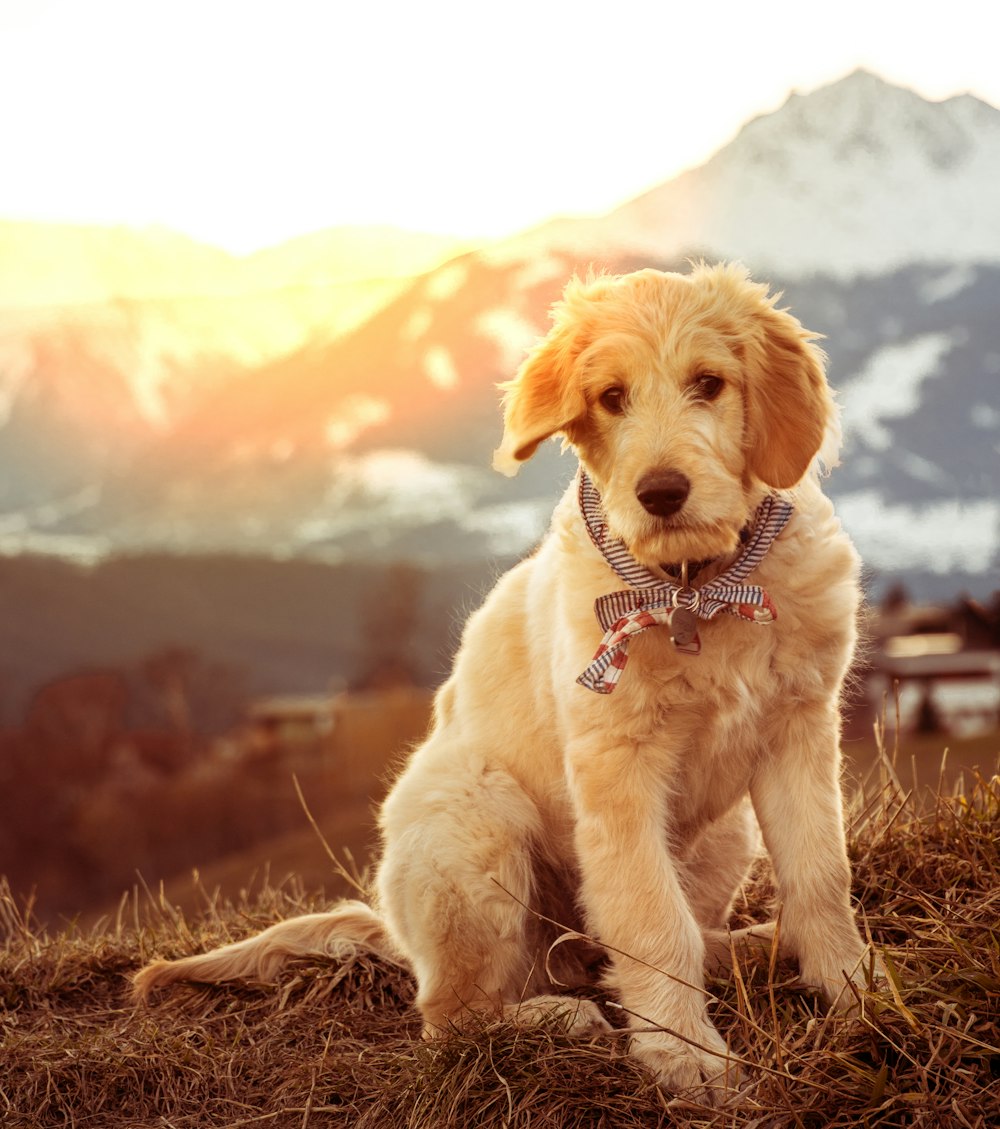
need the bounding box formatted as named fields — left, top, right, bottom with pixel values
left=2, top=731, right=999, bottom=1128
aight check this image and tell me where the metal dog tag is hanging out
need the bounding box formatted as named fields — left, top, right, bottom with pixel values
left=669, top=606, right=699, bottom=647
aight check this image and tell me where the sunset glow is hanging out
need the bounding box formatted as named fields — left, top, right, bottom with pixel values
left=2, top=0, right=999, bottom=254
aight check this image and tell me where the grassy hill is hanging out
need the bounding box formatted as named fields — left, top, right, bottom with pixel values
left=2, top=748, right=998, bottom=1128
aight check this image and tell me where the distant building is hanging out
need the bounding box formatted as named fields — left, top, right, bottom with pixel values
left=867, top=594, right=1000, bottom=736
left=246, top=693, right=338, bottom=753
left=244, top=684, right=433, bottom=769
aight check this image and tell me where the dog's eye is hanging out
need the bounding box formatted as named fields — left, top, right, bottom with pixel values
left=599, top=387, right=626, bottom=415
left=692, top=373, right=725, bottom=401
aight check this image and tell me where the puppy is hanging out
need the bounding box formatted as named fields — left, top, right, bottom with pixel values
left=134, top=263, right=871, bottom=1101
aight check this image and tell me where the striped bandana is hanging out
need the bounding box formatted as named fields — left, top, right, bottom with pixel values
left=576, top=471, right=794, bottom=694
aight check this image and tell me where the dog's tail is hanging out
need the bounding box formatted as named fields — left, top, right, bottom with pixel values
left=132, top=899, right=403, bottom=1002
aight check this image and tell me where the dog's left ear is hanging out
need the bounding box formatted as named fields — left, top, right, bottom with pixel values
left=492, top=320, right=588, bottom=477
left=741, top=297, right=833, bottom=489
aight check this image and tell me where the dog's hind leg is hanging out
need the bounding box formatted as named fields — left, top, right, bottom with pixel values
left=375, top=758, right=600, bottom=1034
left=681, top=801, right=784, bottom=974
left=679, top=798, right=760, bottom=930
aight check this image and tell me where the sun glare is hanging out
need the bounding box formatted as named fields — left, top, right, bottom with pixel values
left=1, top=1, right=998, bottom=253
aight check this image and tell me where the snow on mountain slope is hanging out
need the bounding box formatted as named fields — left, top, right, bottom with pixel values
left=833, top=492, right=998, bottom=575
left=838, top=333, right=957, bottom=453
left=511, top=71, right=1000, bottom=278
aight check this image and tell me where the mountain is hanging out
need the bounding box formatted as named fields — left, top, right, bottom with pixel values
left=0, top=221, right=480, bottom=540
left=0, top=221, right=476, bottom=450
left=0, top=220, right=476, bottom=308
left=501, top=70, right=1000, bottom=278
left=0, top=70, right=997, bottom=603
left=0, top=222, right=235, bottom=309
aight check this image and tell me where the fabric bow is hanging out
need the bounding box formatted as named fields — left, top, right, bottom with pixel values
left=576, top=472, right=793, bottom=694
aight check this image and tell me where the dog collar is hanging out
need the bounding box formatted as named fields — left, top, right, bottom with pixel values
left=576, top=471, right=794, bottom=694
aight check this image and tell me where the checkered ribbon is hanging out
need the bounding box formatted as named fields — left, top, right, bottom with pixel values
left=577, top=472, right=793, bottom=693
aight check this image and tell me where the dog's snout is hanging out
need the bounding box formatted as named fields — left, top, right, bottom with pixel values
left=636, top=470, right=690, bottom=518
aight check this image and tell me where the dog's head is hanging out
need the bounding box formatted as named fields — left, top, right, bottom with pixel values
left=493, top=263, right=834, bottom=566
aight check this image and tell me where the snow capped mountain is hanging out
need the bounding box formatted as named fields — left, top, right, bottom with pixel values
left=512, top=70, right=1000, bottom=278
left=0, top=71, right=996, bottom=601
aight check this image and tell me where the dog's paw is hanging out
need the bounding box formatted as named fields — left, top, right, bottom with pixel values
left=508, top=995, right=612, bottom=1037
left=630, top=1025, right=738, bottom=1106
left=802, top=944, right=884, bottom=1014
left=558, top=998, right=614, bottom=1037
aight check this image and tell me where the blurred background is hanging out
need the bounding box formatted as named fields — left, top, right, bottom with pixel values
left=1, top=0, right=997, bottom=923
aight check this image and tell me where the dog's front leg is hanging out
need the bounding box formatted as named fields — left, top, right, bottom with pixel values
left=567, top=736, right=733, bottom=1101
left=751, top=702, right=871, bottom=1009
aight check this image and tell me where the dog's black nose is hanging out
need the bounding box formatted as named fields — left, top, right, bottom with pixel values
left=636, top=470, right=690, bottom=517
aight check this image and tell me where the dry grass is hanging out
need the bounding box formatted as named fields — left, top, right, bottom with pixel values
left=2, top=748, right=999, bottom=1128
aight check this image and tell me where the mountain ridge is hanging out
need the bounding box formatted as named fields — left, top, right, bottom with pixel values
left=0, top=219, right=478, bottom=309
left=506, top=69, right=1000, bottom=277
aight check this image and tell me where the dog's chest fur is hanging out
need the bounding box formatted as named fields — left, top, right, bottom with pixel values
left=545, top=478, right=859, bottom=847
left=580, top=618, right=768, bottom=836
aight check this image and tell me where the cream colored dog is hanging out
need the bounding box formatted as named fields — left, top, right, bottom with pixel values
left=134, top=263, right=871, bottom=1101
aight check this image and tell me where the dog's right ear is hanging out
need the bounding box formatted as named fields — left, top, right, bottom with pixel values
left=492, top=320, right=588, bottom=477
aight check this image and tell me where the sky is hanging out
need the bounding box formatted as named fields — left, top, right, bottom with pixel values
left=2, top=0, right=999, bottom=254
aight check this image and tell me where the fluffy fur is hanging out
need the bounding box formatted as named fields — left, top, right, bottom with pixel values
left=134, top=263, right=872, bottom=1102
